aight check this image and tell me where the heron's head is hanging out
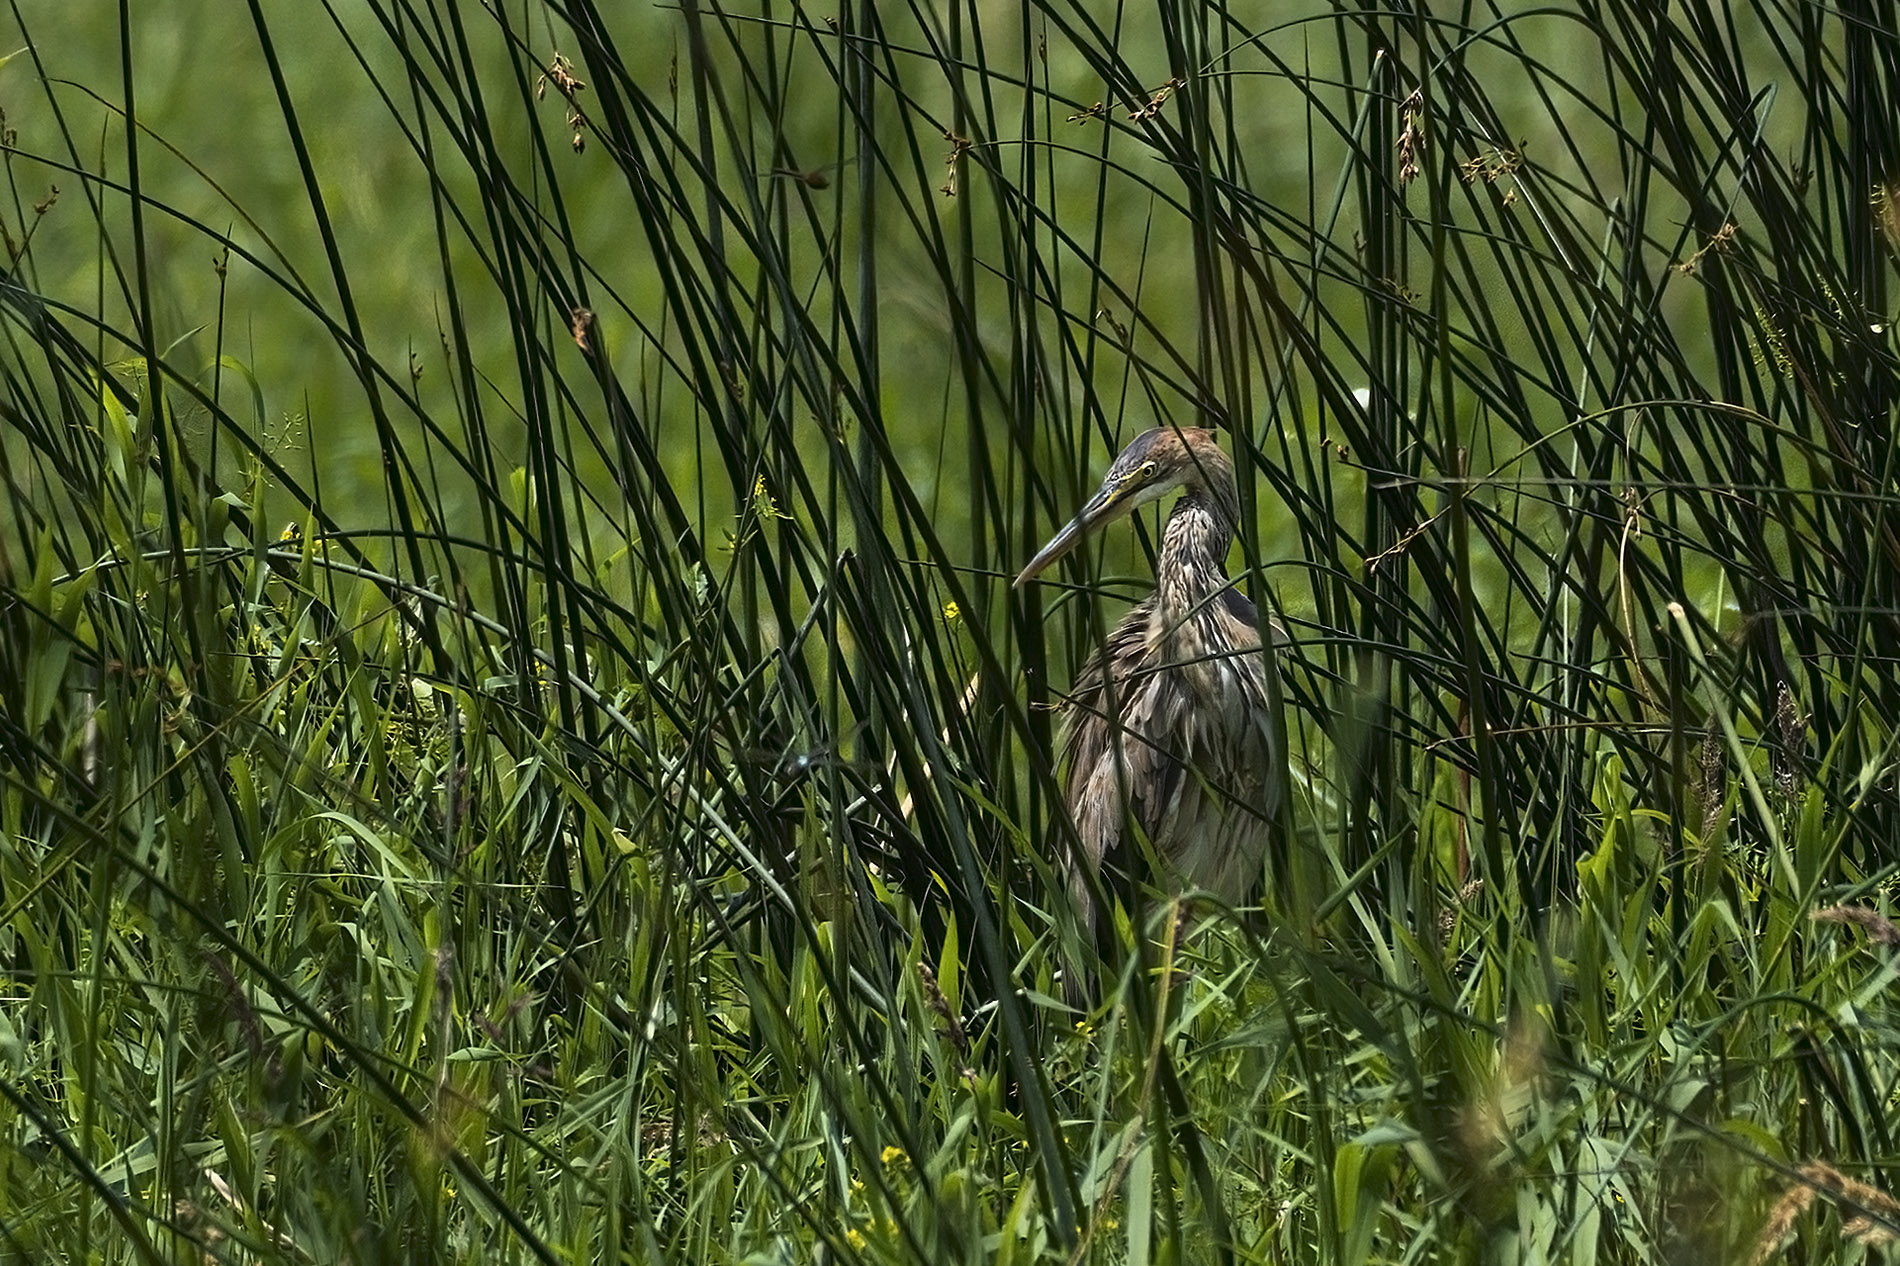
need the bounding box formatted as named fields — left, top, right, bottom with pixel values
left=1014, top=427, right=1234, bottom=588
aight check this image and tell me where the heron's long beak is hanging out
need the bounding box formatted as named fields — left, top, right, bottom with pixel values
left=1013, top=480, right=1133, bottom=588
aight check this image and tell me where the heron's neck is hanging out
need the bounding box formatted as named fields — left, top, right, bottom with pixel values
left=1154, top=489, right=1235, bottom=624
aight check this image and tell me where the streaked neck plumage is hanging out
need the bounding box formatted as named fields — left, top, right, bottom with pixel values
left=1153, top=449, right=1239, bottom=629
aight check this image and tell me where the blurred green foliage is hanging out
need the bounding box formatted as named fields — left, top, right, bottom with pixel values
left=2, top=1, right=1899, bottom=1262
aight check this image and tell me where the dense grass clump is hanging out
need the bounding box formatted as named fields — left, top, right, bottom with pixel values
left=1, top=1, right=1898, bottom=1261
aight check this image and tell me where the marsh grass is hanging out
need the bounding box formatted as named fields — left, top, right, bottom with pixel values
left=1, top=1, right=1898, bottom=1262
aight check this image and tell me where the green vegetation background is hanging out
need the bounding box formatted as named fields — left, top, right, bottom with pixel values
left=2, top=1, right=1899, bottom=1264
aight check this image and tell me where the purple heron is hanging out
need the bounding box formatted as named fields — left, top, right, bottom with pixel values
left=1016, top=426, right=1283, bottom=930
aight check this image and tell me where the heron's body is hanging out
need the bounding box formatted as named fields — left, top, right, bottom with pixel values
left=1017, top=428, right=1282, bottom=928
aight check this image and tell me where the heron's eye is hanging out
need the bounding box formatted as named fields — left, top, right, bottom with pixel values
left=1137, top=461, right=1157, bottom=480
